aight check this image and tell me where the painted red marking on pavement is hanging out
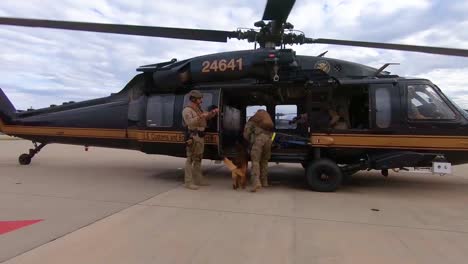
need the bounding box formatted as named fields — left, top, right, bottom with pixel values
left=0, top=220, right=43, bottom=235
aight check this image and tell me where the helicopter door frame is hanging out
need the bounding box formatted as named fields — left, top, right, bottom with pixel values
left=215, top=88, right=223, bottom=156
left=217, top=88, right=242, bottom=157
left=217, top=88, right=223, bottom=157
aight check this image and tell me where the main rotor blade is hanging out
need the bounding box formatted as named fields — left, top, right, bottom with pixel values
left=307, top=38, right=468, bottom=57
left=262, top=0, right=296, bottom=24
left=0, top=17, right=238, bottom=43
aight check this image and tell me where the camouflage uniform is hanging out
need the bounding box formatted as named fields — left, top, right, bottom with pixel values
left=244, top=112, right=273, bottom=192
left=182, top=90, right=216, bottom=189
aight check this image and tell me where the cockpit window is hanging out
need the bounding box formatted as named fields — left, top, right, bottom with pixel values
left=407, top=84, right=455, bottom=120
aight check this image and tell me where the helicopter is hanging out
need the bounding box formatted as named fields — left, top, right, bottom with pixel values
left=1, top=0, right=468, bottom=192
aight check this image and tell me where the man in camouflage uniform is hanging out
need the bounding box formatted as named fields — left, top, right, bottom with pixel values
left=243, top=109, right=274, bottom=192
left=182, top=90, right=218, bottom=190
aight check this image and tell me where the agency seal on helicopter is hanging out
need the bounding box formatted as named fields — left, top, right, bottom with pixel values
left=314, top=60, right=331, bottom=73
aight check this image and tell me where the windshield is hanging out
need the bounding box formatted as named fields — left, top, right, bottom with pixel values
left=450, top=99, right=468, bottom=119
left=407, top=84, right=456, bottom=120
left=437, top=86, right=468, bottom=120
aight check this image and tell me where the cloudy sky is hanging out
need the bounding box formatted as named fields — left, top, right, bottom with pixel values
left=0, top=0, right=467, bottom=110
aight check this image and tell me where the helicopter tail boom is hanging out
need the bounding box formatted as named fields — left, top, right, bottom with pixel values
left=0, top=88, right=15, bottom=130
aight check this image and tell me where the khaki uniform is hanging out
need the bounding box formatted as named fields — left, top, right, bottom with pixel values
left=244, top=121, right=273, bottom=191
left=182, top=105, right=212, bottom=187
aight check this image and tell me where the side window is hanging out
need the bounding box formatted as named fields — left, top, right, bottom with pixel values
left=375, top=87, right=391, bottom=128
left=246, top=105, right=266, bottom=122
left=407, top=84, right=455, bottom=120
left=183, top=92, right=213, bottom=111
left=146, top=95, right=175, bottom=127
left=275, top=105, right=297, bottom=129
left=128, top=95, right=147, bottom=122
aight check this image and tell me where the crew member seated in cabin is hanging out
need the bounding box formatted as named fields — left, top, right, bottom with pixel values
left=329, top=105, right=349, bottom=129
left=408, top=105, right=430, bottom=119
left=290, top=103, right=349, bottom=130
left=407, top=87, right=430, bottom=119
left=290, top=113, right=308, bottom=125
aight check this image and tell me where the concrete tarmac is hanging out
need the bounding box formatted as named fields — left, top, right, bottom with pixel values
left=1, top=140, right=468, bottom=263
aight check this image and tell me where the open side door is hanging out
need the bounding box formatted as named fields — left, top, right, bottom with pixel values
left=218, top=89, right=242, bottom=157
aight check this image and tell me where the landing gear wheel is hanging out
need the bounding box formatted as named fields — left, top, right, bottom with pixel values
left=306, top=159, right=343, bottom=192
left=19, top=154, right=32, bottom=165
left=18, top=142, right=47, bottom=165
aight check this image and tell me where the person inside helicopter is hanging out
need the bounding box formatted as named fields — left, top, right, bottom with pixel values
left=290, top=102, right=349, bottom=130
left=406, top=85, right=456, bottom=120
left=407, top=86, right=431, bottom=119
left=329, top=105, right=349, bottom=129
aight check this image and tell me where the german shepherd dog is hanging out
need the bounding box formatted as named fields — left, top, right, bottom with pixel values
left=223, top=141, right=250, bottom=190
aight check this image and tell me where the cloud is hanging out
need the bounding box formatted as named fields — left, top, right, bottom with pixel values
left=451, top=1, right=468, bottom=12
left=0, top=0, right=467, bottom=110
left=415, top=67, right=468, bottom=106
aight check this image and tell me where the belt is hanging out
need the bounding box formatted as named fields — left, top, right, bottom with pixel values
left=189, top=130, right=205, bottom=137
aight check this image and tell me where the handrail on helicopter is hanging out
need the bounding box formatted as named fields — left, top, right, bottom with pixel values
left=137, top=58, right=178, bottom=72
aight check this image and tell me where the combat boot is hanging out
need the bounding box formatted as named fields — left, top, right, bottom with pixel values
left=197, top=178, right=210, bottom=186
left=194, top=172, right=210, bottom=186
left=250, top=184, right=261, bottom=192
left=250, top=173, right=261, bottom=192
left=185, top=183, right=199, bottom=190
left=260, top=172, right=269, bottom=187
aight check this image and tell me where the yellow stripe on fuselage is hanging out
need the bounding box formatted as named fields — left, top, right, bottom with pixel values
left=2, top=124, right=125, bottom=139
left=1, top=124, right=218, bottom=145
left=1, top=123, right=467, bottom=150
left=310, top=133, right=468, bottom=151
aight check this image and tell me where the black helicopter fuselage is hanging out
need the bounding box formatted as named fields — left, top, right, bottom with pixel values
left=2, top=0, right=468, bottom=193
left=1, top=49, right=468, bottom=171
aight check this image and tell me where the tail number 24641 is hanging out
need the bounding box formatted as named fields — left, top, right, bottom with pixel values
left=201, top=58, right=243, bottom=73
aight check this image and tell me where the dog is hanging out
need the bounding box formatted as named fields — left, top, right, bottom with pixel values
left=223, top=142, right=250, bottom=190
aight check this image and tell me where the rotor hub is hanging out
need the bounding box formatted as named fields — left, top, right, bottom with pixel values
left=233, top=21, right=309, bottom=48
